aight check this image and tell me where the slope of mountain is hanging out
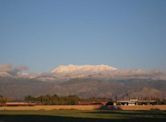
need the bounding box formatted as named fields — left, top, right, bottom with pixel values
left=0, top=77, right=165, bottom=99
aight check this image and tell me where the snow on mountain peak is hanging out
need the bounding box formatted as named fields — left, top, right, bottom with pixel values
left=51, top=64, right=117, bottom=74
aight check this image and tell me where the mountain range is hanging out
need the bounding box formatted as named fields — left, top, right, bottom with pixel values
left=0, top=64, right=166, bottom=99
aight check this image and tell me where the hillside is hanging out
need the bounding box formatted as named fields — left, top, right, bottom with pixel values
left=0, top=77, right=165, bottom=99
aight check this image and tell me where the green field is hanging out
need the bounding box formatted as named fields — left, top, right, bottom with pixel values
left=0, top=110, right=166, bottom=122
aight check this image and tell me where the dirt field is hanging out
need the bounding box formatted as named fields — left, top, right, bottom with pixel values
left=0, top=105, right=101, bottom=111
left=0, top=105, right=166, bottom=111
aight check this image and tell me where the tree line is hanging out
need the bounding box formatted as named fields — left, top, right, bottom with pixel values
left=24, top=95, right=80, bottom=105
left=1, top=94, right=166, bottom=105
left=24, top=95, right=110, bottom=105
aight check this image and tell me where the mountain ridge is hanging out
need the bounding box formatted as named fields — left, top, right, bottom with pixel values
left=0, top=77, right=165, bottom=99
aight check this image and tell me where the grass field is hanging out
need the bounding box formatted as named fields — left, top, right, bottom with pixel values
left=0, top=110, right=166, bottom=122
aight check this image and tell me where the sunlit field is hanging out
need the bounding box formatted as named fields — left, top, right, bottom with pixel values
left=0, top=110, right=166, bottom=122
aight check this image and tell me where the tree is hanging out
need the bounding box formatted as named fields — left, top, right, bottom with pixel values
left=0, top=95, right=7, bottom=104
left=24, top=95, right=34, bottom=102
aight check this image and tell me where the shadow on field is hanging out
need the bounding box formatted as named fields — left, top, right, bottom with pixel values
left=0, top=114, right=166, bottom=122
left=87, top=110, right=166, bottom=122
left=92, top=109, right=166, bottom=116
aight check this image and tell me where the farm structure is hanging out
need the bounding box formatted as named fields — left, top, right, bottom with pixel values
left=116, top=99, right=157, bottom=106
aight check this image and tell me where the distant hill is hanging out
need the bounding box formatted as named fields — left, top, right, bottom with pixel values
left=0, top=77, right=165, bottom=99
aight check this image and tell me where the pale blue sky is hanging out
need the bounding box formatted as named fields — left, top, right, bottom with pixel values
left=0, top=0, right=166, bottom=72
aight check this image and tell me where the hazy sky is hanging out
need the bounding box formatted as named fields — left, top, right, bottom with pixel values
left=0, top=0, right=166, bottom=72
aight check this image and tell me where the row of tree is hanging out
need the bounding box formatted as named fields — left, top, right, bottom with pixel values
left=1, top=94, right=166, bottom=105
left=24, top=95, right=110, bottom=105
left=24, top=95, right=80, bottom=105
left=24, top=95, right=166, bottom=105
